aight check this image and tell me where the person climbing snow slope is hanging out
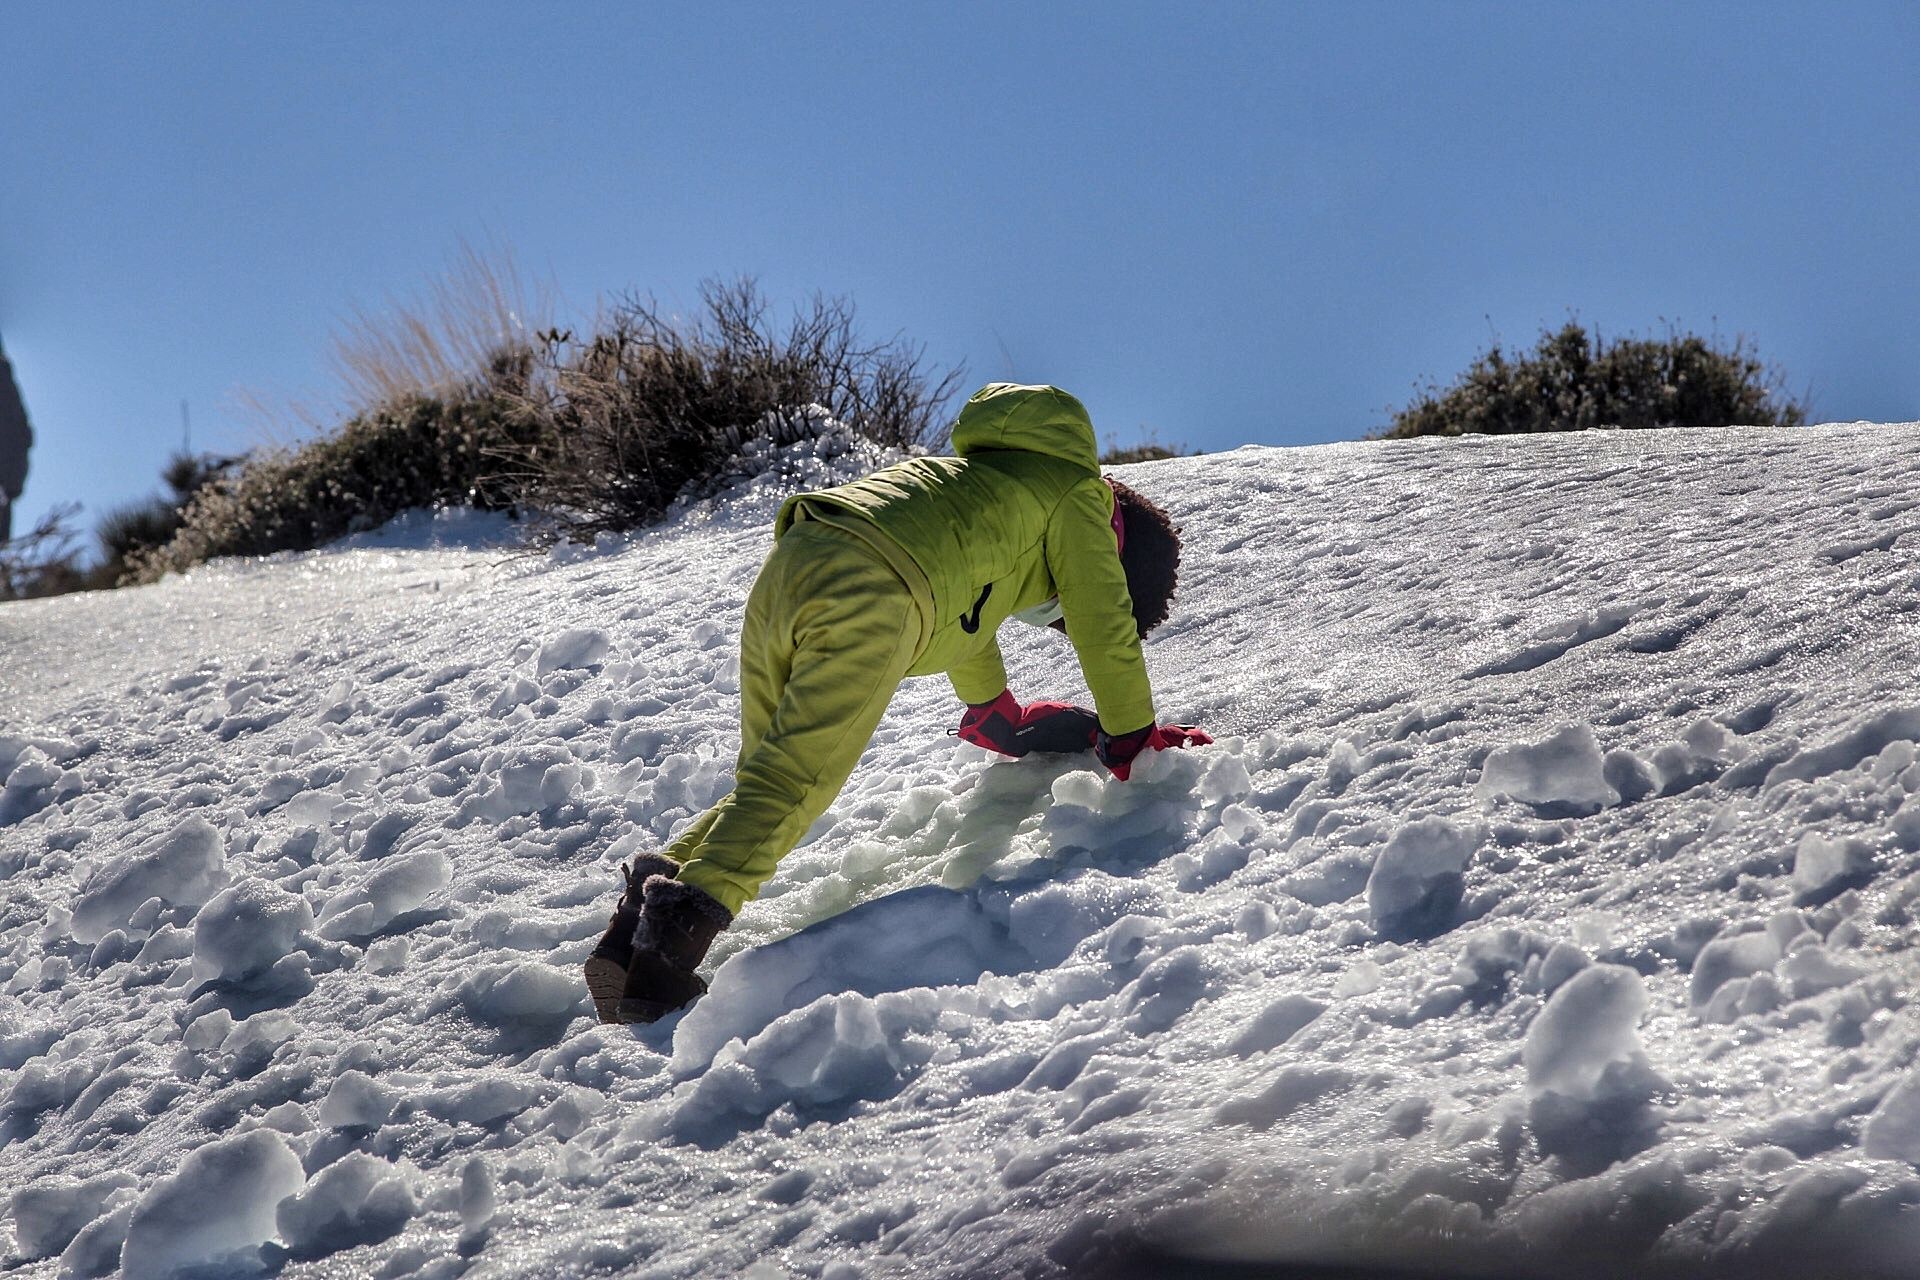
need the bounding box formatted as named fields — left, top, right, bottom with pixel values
left=584, top=383, right=1211, bottom=1023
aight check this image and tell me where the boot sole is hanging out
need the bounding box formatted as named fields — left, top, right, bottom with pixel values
left=584, top=956, right=629, bottom=1024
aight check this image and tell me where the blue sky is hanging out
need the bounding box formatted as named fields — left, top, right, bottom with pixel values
left=4, top=2, right=1917, bottom=542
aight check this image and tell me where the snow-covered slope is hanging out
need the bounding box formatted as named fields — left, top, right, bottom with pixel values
left=5, top=423, right=1920, bottom=1278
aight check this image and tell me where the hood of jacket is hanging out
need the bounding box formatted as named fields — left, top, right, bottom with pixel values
left=950, top=383, right=1100, bottom=476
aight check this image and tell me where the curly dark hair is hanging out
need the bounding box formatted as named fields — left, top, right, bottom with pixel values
left=1109, top=477, right=1180, bottom=636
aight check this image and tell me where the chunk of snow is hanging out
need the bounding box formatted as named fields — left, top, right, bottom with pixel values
left=221, top=1009, right=297, bottom=1057
left=319, top=1069, right=398, bottom=1129
left=316, top=848, right=450, bottom=940
left=457, top=745, right=581, bottom=821
left=1537, top=942, right=1590, bottom=993
left=70, top=817, right=228, bottom=944
left=1451, top=927, right=1552, bottom=996
left=1478, top=722, right=1616, bottom=813
left=9, top=1172, right=135, bottom=1260
left=276, top=1153, right=417, bottom=1257
left=488, top=676, right=540, bottom=716
left=1689, top=928, right=1782, bottom=1018
left=1891, top=797, right=1920, bottom=850
left=458, top=1159, right=497, bottom=1233
left=676, top=990, right=942, bottom=1135
left=192, top=879, right=315, bottom=985
left=535, top=629, right=610, bottom=676
left=457, top=961, right=583, bottom=1023
left=1601, top=748, right=1657, bottom=804
left=119, top=1130, right=304, bottom=1280
left=422, top=1073, right=541, bottom=1125
left=1765, top=705, right=1920, bottom=787
left=1366, top=816, right=1481, bottom=938
left=183, top=1008, right=234, bottom=1051
left=364, top=936, right=410, bottom=973
left=1522, top=963, right=1649, bottom=1100
left=59, top=1201, right=133, bottom=1280
left=1791, top=832, right=1872, bottom=898
left=1864, top=1070, right=1920, bottom=1163
left=1198, top=752, right=1254, bottom=805
left=3, top=746, right=61, bottom=792
left=1778, top=945, right=1865, bottom=998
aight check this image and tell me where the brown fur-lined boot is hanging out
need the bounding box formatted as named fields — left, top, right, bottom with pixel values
left=616, top=876, right=732, bottom=1024
left=584, top=854, right=680, bottom=1024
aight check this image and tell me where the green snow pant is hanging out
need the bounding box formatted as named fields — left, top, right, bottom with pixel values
left=665, top=520, right=928, bottom=916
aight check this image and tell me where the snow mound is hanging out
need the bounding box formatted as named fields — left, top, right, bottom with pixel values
left=1226, top=993, right=1328, bottom=1057
left=11, top=422, right=1920, bottom=1277
left=672, top=884, right=1028, bottom=1075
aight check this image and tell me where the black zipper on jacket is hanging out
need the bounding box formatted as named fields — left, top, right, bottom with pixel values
left=959, top=583, right=993, bottom=634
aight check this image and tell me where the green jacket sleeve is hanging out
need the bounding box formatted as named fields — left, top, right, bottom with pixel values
left=1047, top=479, right=1155, bottom=735
left=948, top=638, right=1009, bottom=706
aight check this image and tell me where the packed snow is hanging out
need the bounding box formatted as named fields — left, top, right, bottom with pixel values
left=5, top=421, right=1920, bottom=1277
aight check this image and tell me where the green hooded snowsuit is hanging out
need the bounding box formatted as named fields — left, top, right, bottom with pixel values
left=666, top=383, right=1155, bottom=914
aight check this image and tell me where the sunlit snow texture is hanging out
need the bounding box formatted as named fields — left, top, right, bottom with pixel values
left=5, top=423, right=1920, bottom=1277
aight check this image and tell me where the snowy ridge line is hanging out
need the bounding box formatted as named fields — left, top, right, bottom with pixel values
left=4, top=423, right=1920, bottom=1277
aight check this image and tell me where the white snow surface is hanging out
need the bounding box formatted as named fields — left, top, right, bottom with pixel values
left=4, top=423, right=1920, bottom=1276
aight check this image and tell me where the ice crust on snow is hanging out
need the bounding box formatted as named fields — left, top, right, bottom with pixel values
left=6, top=423, right=1920, bottom=1275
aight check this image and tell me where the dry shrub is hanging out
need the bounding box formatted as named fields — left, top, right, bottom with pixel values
left=1381, top=322, right=1808, bottom=439
left=125, top=247, right=548, bottom=583
left=123, top=270, right=961, bottom=581
left=0, top=504, right=87, bottom=601
left=507, top=278, right=961, bottom=541
left=124, top=394, right=539, bottom=583
left=328, top=242, right=547, bottom=417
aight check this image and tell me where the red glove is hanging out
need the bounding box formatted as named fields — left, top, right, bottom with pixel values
left=1096, top=722, right=1215, bottom=781
left=957, top=691, right=1101, bottom=758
